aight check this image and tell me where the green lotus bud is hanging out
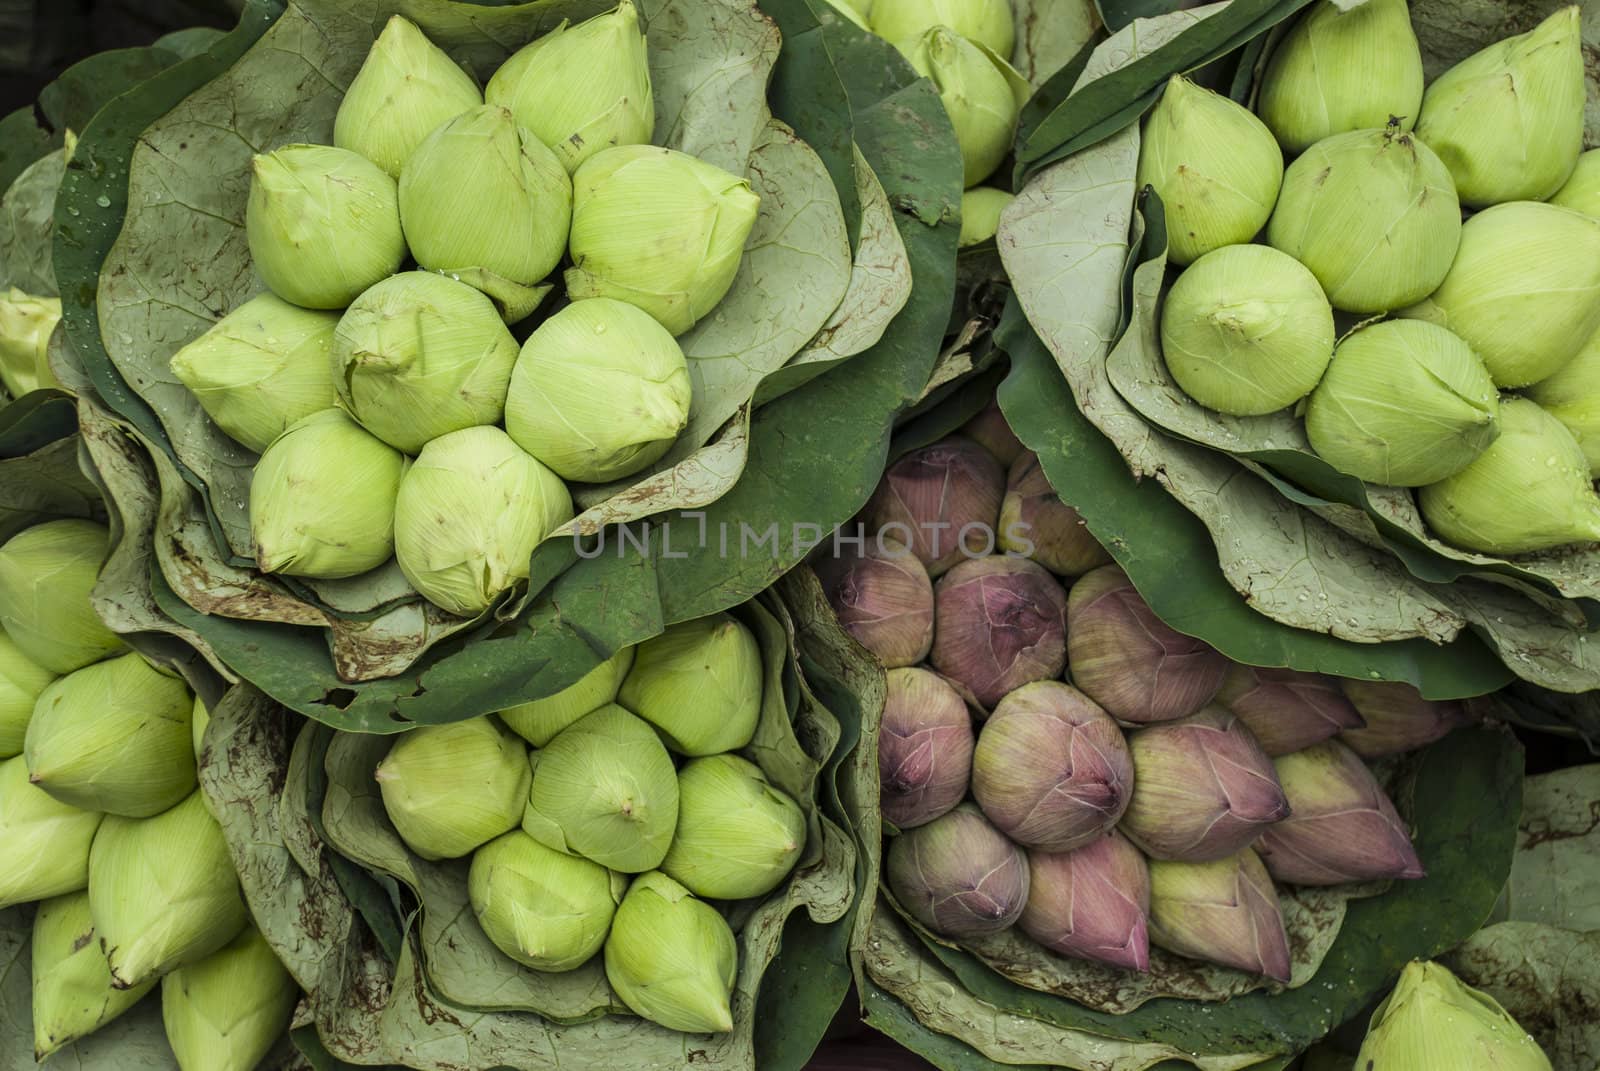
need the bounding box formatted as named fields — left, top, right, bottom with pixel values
left=504, top=297, right=692, bottom=482
left=333, top=15, right=482, bottom=178
left=958, top=187, right=1014, bottom=247
left=1214, top=664, right=1364, bottom=757
left=1147, top=848, right=1291, bottom=982
left=31, top=891, right=155, bottom=1060
left=523, top=705, right=679, bottom=873
left=168, top=293, right=341, bottom=453
left=878, top=666, right=972, bottom=830
left=661, top=753, right=806, bottom=900
left=1159, top=244, right=1334, bottom=415
left=1527, top=326, right=1600, bottom=476
left=1356, top=961, right=1552, bottom=1071
left=1549, top=149, right=1600, bottom=219
left=499, top=646, right=635, bottom=747
left=245, top=144, right=405, bottom=310
left=817, top=541, right=935, bottom=668
left=960, top=398, right=1024, bottom=468
left=0, top=755, right=100, bottom=906
left=1305, top=320, right=1499, bottom=486
left=885, top=802, right=1028, bottom=938
left=565, top=145, right=761, bottom=335
left=604, top=870, right=736, bottom=1034
left=0, top=288, right=62, bottom=398
left=485, top=1, right=654, bottom=174
left=1338, top=679, right=1470, bottom=759
left=190, top=695, right=208, bottom=760
left=25, top=652, right=194, bottom=817
left=931, top=556, right=1067, bottom=709
left=1019, top=829, right=1150, bottom=972
left=618, top=614, right=762, bottom=756
left=998, top=450, right=1112, bottom=577
left=818, top=0, right=871, bottom=30
left=869, top=0, right=1014, bottom=58
left=1414, top=6, right=1584, bottom=207
left=1137, top=76, right=1284, bottom=266
left=905, top=27, right=1024, bottom=188
left=469, top=829, right=625, bottom=971
left=393, top=426, right=573, bottom=615
left=162, top=924, right=297, bottom=1071
left=89, top=790, right=249, bottom=989
left=0, top=629, right=53, bottom=757
left=1256, top=0, right=1424, bottom=155
left=375, top=716, right=530, bottom=861
left=0, top=519, right=121, bottom=674
left=248, top=408, right=405, bottom=579
left=863, top=437, right=1005, bottom=576
left=1418, top=396, right=1600, bottom=554
left=332, top=272, right=522, bottom=454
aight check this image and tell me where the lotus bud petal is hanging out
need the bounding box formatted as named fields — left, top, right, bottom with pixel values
left=0, top=288, right=62, bottom=398
left=931, top=556, right=1067, bottom=709
left=604, top=870, right=737, bottom=1034
left=89, top=791, right=249, bottom=989
left=1550, top=149, right=1600, bottom=219
left=864, top=436, right=1004, bottom=576
left=959, top=186, right=1014, bottom=247
left=161, top=924, right=298, bottom=1071
left=887, top=802, right=1028, bottom=939
left=905, top=28, right=1023, bottom=187
left=1018, top=830, right=1151, bottom=972
left=1147, top=848, right=1291, bottom=982
left=0, top=630, right=53, bottom=757
left=0, top=755, right=100, bottom=907
left=333, top=15, right=482, bottom=178
left=1527, top=326, right=1600, bottom=476
left=486, top=1, right=654, bottom=174
left=1137, top=76, right=1284, bottom=266
left=661, top=753, right=806, bottom=900
left=523, top=705, right=679, bottom=873
left=1067, top=564, right=1228, bottom=724
left=1159, top=244, right=1334, bottom=415
left=818, top=541, right=935, bottom=668
left=878, top=667, right=973, bottom=830
left=25, top=652, right=194, bottom=817
left=1337, top=679, right=1469, bottom=759
left=245, top=144, right=404, bottom=309
left=0, top=519, right=121, bottom=674
left=959, top=398, right=1024, bottom=468
left=499, top=646, right=634, bottom=748
left=374, top=716, right=530, bottom=861
left=1401, top=202, right=1600, bottom=388
left=1121, top=706, right=1290, bottom=862
left=565, top=145, right=761, bottom=336
left=618, top=613, right=762, bottom=756
left=972, top=681, right=1131, bottom=852
left=998, top=450, right=1111, bottom=577
left=469, top=829, right=625, bottom=972
left=1415, top=6, right=1584, bottom=207
left=1356, top=960, right=1552, bottom=1071
left=869, top=0, right=1014, bottom=59
left=1214, top=664, right=1364, bottom=757
left=248, top=408, right=405, bottom=579
left=504, top=297, right=692, bottom=483
left=31, top=891, right=154, bottom=1060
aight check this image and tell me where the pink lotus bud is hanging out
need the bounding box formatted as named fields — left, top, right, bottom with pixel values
left=1215, top=664, right=1366, bottom=756
left=885, top=803, right=1029, bottom=939
left=930, top=556, right=1068, bottom=709
left=819, top=542, right=934, bottom=668
left=997, top=451, right=1113, bottom=578
left=864, top=437, right=1004, bottom=576
left=879, top=667, right=974, bottom=830
left=1147, top=848, right=1292, bottom=982
left=1018, top=829, right=1151, bottom=972
left=1337, top=679, right=1471, bottom=758
left=959, top=399, right=1025, bottom=468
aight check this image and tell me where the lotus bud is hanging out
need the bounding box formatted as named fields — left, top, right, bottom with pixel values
left=523, top=705, right=679, bottom=873
left=248, top=408, right=405, bottom=579
left=959, top=398, right=1024, bottom=468
left=972, top=681, right=1131, bottom=852
left=905, top=27, right=1024, bottom=187
left=959, top=186, right=1014, bottom=247
left=1067, top=564, right=1228, bottom=724
left=499, top=646, right=635, bottom=747
left=0, top=630, right=53, bottom=757
left=869, top=0, right=1015, bottom=58
left=190, top=695, right=208, bottom=760
left=31, top=892, right=155, bottom=1060
left=486, top=1, right=654, bottom=174
left=1121, top=706, right=1290, bottom=862
left=1214, top=664, right=1364, bottom=757
left=504, top=297, right=692, bottom=483
left=374, top=716, right=530, bottom=861
left=245, top=144, right=405, bottom=309
left=604, top=871, right=737, bottom=1033
left=333, top=15, right=482, bottom=178
left=1337, top=679, right=1469, bottom=759
left=565, top=145, right=761, bottom=335
left=1305, top=320, right=1499, bottom=487
left=469, top=829, right=626, bottom=972
left=0, top=519, right=121, bottom=674
left=878, top=667, right=973, bottom=830
left=0, top=756, right=100, bottom=906
left=161, top=924, right=298, bottom=1071
left=1136, top=76, right=1284, bottom=266
left=662, top=754, right=806, bottom=900
left=863, top=436, right=1005, bottom=576
left=885, top=803, right=1028, bottom=939
left=818, top=541, right=935, bottom=668
left=1147, top=849, right=1291, bottom=982
left=1527, top=326, right=1600, bottom=476
left=1419, top=397, right=1600, bottom=554
left=1415, top=6, right=1584, bottom=207
left=1018, top=830, right=1151, bottom=972
left=1355, top=960, right=1552, bottom=1071
left=618, top=613, right=762, bottom=756
left=817, top=0, right=871, bottom=31
left=0, top=288, right=62, bottom=398
left=1159, top=244, right=1334, bottom=415
left=1401, top=202, right=1600, bottom=388
left=1550, top=149, right=1600, bottom=219
left=931, top=556, right=1067, bottom=709
left=25, top=652, right=194, bottom=817
left=997, top=450, right=1112, bottom=577
left=89, top=791, right=249, bottom=989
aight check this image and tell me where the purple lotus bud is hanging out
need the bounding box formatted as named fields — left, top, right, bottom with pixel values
left=971, top=681, right=1132, bottom=852
left=863, top=436, right=1004, bottom=576
left=959, top=399, right=1025, bottom=468
left=997, top=451, right=1113, bottom=578
left=930, top=557, right=1068, bottom=709
left=885, top=803, right=1029, bottom=939
left=1147, top=848, right=1292, bottom=982
left=879, top=667, right=974, bottom=830
left=1120, top=706, right=1290, bottom=862
left=1337, top=679, right=1471, bottom=758
left=1067, top=565, right=1228, bottom=724
left=1018, top=829, right=1151, bottom=972
left=819, top=542, right=935, bottom=668
left=1215, top=664, right=1366, bottom=757
left=1255, top=739, right=1424, bottom=886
